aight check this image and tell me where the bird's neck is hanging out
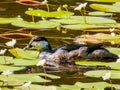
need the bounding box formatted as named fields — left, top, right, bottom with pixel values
left=40, top=44, right=52, bottom=53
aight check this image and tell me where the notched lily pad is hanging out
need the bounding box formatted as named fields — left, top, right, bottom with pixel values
left=84, top=70, right=120, bottom=79
left=0, top=56, right=13, bottom=65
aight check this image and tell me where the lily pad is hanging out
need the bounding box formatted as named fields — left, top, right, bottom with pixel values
left=84, top=70, right=120, bottom=79
left=62, top=24, right=98, bottom=30
left=107, top=47, right=120, bottom=55
left=87, top=0, right=120, bottom=3
left=90, top=3, right=120, bottom=12
left=25, top=9, right=74, bottom=18
left=0, top=18, right=20, bottom=24
left=88, top=11, right=112, bottom=16
left=51, top=16, right=116, bottom=24
left=0, top=74, right=49, bottom=86
left=11, top=19, right=60, bottom=29
left=75, top=60, right=106, bottom=66
left=75, top=82, right=120, bottom=90
left=0, top=65, right=25, bottom=72
left=15, top=85, right=56, bottom=90
left=8, top=48, right=38, bottom=58
left=0, top=56, right=13, bottom=65
left=12, top=58, right=38, bottom=66
left=106, top=62, right=120, bottom=70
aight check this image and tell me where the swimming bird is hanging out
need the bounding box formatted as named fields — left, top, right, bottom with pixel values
left=23, top=36, right=119, bottom=67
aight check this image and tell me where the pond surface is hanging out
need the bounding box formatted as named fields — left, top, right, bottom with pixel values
left=0, top=0, right=120, bottom=89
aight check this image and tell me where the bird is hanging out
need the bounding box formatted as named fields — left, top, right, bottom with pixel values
left=23, top=36, right=119, bottom=67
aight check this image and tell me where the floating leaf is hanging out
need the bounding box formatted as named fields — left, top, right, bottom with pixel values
left=0, top=74, right=49, bottom=86
left=51, top=16, right=116, bottom=24
left=90, top=3, right=120, bottom=12
left=75, top=82, right=109, bottom=90
left=12, top=58, right=38, bottom=66
left=62, top=24, right=98, bottom=30
left=25, top=9, right=74, bottom=18
left=15, top=85, right=56, bottom=90
left=107, top=47, right=120, bottom=55
left=75, top=82, right=120, bottom=90
left=84, top=70, right=120, bottom=79
left=87, top=0, right=120, bottom=3
left=106, top=62, right=120, bottom=70
left=75, top=60, right=106, bottom=66
left=0, top=56, right=13, bottom=65
left=0, top=65, right=25, bottom=72
left=88, top=11, right=112, bottom=16
left=0, top=18, right=20, bottom=24
left=11, top=19, right=60, bottom=29
left=8, top=48, right=38, bottom=58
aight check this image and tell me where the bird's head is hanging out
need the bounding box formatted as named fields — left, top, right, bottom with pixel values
left=23, top=36, right=52, bottom=51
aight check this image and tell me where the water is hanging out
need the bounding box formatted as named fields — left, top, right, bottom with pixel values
left=0, top=0, right=120, bottom=87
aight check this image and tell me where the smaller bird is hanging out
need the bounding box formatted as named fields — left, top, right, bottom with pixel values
left=24, top=36, right=119, bottom=67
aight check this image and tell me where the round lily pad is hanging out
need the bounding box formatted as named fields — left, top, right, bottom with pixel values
left=51, top=16, right=116, bottom=24
left=84, top=70, right=120, bottom=79
left=86, top=0, right=120, bottom=3
left=106, top=62, right=120, bottom=70
left=75, top=61, right=106, bottom=66
left=25, top=9, right=74, bottom=18
left=88, top=11, right=112, bottom=16
left=8, top=48, right=38, bottom=58
left=12, top=58, right=38, bottom=66
left=0, top=18, right=20, bottom=24
left=0, top=65, right=25, bottom=72
left=15, top=85, right=56, bottom=90
left=75, top=82, right=120, bottom=90
left=107, top=47, right=120, bottom=55
left=0, top=74, right=50, bottom=86
left=0, top=56, right=13, bottom=65
left=90, top=3, right=120, bottom=12
left=11, top=19, right=60, bottom=29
